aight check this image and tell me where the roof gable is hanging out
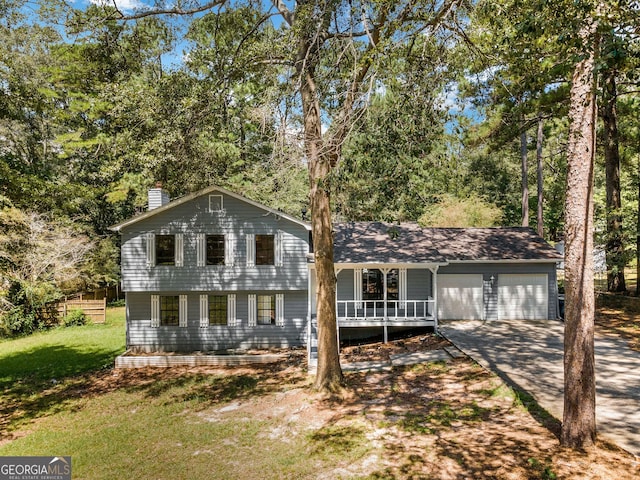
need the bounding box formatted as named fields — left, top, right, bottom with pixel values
left=110, top=186, right=311, bottom=232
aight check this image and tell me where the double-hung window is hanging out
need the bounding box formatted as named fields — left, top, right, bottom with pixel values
left=151, top=294, right=188, bottom=327
left=248, top=293, right=284, bottom=327
left=208, top=295, right=227, bottom=325
left=160, top=295, right=179, bottom=325
left=147, top=233, right=183, bottom=267
left=246, top=232, right=283, bottom=267
left=156, top=235, right=175, bottom=265
left=255, top=235, right=274, bottom=265
left=257, top=294, right=275, bottom=325
left=199, top=294, right=236, bottom=327
left=206, top=235, right=225, bottom=265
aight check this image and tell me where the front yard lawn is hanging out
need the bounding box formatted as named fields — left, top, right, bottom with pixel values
left=1, top=306, right=639, bottom=479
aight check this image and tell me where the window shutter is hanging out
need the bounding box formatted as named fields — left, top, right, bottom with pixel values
left=197, top=234, right=206, bottom=267
left=150, top=294, right=160, bottom=327
left=275, top=231, right=284, bottom=267
left=275, top=293, right=285, bottom=327
left=179, top=294, right=188, bottom=327
left=247, top=294, right=256, bottom=326
left=399, top=268, right=408, bottom=309
left=227, top=294, right=236, bottom=327
left=175, top=234, right=184, bottom=267
left=354, top=269, right=363, bottom=309
left=146, top=233, right=156, bottom=268
left=225, top=234, right=235, bottom=266
left=199, top=294, right=208, bottom=328
left=246, top=234, right=255, bottom=267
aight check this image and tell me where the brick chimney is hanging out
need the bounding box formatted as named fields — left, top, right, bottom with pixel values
left=148, top=182, right=170, bottom=211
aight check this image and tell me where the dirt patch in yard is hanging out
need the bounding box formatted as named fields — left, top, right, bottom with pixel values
left=596, top=294, right=640, bottom=352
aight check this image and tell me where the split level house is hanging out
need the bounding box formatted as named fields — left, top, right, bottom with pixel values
left=110, top=186, right=562, bottom=366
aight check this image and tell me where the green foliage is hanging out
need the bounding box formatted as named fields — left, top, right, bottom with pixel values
left=62, top=309, right=87, bottom=327
left=419, top=195, right=503, bottom=228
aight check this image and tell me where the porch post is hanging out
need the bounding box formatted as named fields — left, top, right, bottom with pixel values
left=431, top=266, right=439, bottom=333
left=382, top=268, right=389, bottom=343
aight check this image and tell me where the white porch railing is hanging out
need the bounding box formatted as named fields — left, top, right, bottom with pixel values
left=336, top=299, right=435, bottom=320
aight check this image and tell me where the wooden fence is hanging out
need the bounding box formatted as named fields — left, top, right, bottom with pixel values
left=57, top=297, right=107, bottom=324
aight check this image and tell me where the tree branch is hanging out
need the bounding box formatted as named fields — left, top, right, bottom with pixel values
left=115, top=0, right=229, bottom=21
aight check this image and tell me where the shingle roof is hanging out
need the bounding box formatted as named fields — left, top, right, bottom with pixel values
left=332, top=223, right=561, bottom=264
left=333, top=222, right=446, bottom=264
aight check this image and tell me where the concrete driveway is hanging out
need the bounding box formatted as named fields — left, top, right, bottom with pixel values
left=439, top=319, right=640, bottom=457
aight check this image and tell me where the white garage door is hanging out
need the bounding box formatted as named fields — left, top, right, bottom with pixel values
left=437, top=274, right=484, bottom=320
left=498, top=274, right=548, bottom=320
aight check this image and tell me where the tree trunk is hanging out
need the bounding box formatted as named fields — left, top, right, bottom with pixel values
left=298, top=59, right=343, bottom=391
left=637, top=154, right=640, bottom=296
left=561, top=18, right=598, bottom=450
left=602, top=66, right=626, bottom=292
left=520, top=119, right=529, bottom=227
left=536, top=115, right=544, bottom=237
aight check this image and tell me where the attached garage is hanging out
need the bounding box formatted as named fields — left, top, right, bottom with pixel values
left=497, top=274, right=548, bottom=320
left=438, top=274, right=484, bottom=320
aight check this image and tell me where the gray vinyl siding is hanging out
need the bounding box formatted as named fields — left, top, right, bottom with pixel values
left=126, top=291, right=308, bottom=352
left=119, top=193, right=309, bottom=292
left=407, top=269, right=432, bottom=299
left=336, top=270, right=353, bottom=301
left=438, top=262, right=558, bottom=320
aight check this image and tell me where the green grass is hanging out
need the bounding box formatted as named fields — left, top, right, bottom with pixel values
left=0, top=310, right=375, bottom=478
left=0, top=307, right=126, bottom=433
left=0, top=365, right=372, bottom=479
left=0, top=307, right=125, bottom=387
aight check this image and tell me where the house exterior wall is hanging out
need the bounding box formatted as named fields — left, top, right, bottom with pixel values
left=119, top=193, right=310, bottom=292
left=118, top=191, right=310, bottom=352
left=438, top=262, right=559, bottom=320
left=126, top=291, right=308, bottom=352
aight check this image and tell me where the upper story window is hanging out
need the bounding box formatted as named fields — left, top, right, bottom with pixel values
left=206, top=234, right=225, bottom=265
left=146, top=233, right=183, bottom=268
left=255, top=235, right=274, bottom=265
left=156, top=235, right=176, bottom=266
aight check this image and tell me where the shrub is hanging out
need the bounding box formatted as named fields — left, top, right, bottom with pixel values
left=0, top=308, right=38, bottom=337
left=63, top=309, right=87, bottom=327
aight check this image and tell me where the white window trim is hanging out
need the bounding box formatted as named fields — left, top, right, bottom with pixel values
left=248, top=294, right=257, bottom=326
left=151, top=294, right=160, bottom=327
left=246, top=234, right=255, bottom=267
left=146, top=233, right=156, bottom=268
left=179, top=294, right=188, bottom=327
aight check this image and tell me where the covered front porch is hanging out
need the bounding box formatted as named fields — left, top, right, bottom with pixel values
left=335, top=265, right=439, bottom=342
